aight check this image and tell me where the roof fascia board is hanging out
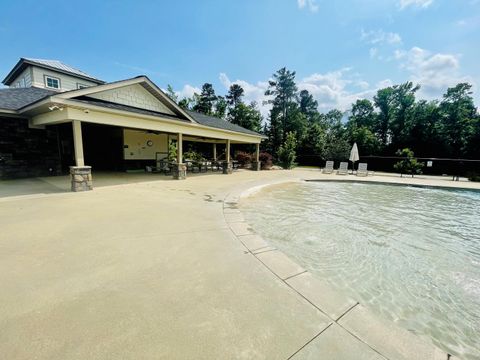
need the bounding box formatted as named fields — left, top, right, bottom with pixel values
left=54, top=76, right=197, bottom=123
left=139, top=76, right=197, bottom=123
left=45, top=99, right=264, bottom=141
left=25, top=61, right=105, bottom=84
left=17, top=96, right=55, bottom=113
left=2, top=58, right=25, bottom=85
left=2, top=58, right=104, bottom=85
left=54, top=77, right=145, bottom=99
left=0, top=108, right=22, bottom=116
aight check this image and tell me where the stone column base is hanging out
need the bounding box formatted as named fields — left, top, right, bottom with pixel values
left=70, top=166, right=93, bottom=192
left=251, top=161, right=261, bottom=171
left=222, top=161, right=233, bottom=174
left=173, top=163, right=187, bottom=180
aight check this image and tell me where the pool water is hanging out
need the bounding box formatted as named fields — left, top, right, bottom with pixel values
left=240, top=181, right=480, bottom=359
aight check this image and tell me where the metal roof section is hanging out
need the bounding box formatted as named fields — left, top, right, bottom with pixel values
left=2, top=58, right=105, bottom=85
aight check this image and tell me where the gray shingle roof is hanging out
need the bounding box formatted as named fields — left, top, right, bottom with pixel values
left=0, top=87, right=56, bottom=110
left=2, top=58, right=105, bottom=85
left=70, top=99, right=261, bottom=136
left=187, top=111, right=262, bottom=136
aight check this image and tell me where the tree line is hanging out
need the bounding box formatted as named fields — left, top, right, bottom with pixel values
left=167, top=67, right=480, bottom=163
left=166, top=83, right=262, bottom=133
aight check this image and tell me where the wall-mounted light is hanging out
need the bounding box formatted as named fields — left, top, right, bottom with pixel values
left=48, top=105, right=64, bottom=111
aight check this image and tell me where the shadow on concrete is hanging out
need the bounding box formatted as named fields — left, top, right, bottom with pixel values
left=0, top=171, right=230, bottom=198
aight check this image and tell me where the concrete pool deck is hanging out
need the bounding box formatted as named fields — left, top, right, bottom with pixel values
left=0, top=169, right=477, bottom=359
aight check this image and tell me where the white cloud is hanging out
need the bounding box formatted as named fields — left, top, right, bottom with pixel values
left=297, top=0, right=319, bottom=13
left=297, top=68, right=380, bottom=111
left=217, top=70, right=395, bottom=114
left=175, top=46, right=476, bottom=119
left=399, top=0, right=434, bottom=10
left=219, top=73, right=270, bottom=116
left=376, top=79, right=394, bottom=88
left=455, top=15, right=480, bottom=28
left=361, top=29, right=402, bottom=45
left=177, top=84, right=201, bottom=99
left=369, top=47, right=379, bottom=59
left=218, top=69, right=377, bottom=115
left=395, top=46, right=473, bottom=99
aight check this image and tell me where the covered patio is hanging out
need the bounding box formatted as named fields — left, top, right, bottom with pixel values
left=19, top=76, right=265, bottom=191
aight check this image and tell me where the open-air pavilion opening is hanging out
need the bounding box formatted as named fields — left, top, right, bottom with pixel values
left=0, top=67, right=265, bottom=191
left=57, top=120, right=261, bottom=175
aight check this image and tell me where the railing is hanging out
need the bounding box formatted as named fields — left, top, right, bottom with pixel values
left=296, top=154, right=480, bottom=179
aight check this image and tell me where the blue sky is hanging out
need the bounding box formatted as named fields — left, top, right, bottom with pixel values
left=0, top=0, right=479, bottom=114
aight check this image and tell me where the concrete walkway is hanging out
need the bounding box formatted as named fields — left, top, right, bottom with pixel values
left=0, top=169, right=476, bottom=359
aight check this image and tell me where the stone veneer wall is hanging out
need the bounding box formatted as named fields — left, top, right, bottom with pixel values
left=0, top=116, right=61, bottom=179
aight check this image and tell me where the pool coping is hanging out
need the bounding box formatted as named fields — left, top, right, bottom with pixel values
left=306, top=177, right=480, bottom=193
left=223, top=177, right=457, bottom=360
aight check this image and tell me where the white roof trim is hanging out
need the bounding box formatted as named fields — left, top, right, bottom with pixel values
left=52, top=76, right=196, bottom=123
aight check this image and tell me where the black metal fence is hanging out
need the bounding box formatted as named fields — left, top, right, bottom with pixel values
left=297, top=154, right=480, bottom=178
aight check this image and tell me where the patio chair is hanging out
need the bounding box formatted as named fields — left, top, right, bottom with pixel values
left=356, top=163, right=368, bottom=176
left=323, top=161, right=334, bottom=174
left=158, top=160, right=173, bottom=175
left=337, top=162, right=348, bottom=175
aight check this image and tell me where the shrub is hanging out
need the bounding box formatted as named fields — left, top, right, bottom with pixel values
left=168, top=140, right=177, bottom=162
left=235, top=151, right=253, bottom=166
left=277, top=132, right=297, bottom=169
left=183, top=149, right=204, bottom=163
left=393, top=148, right=424, bottom=177
left=259, top=152, right=273, bottom=170
left=467, top=172, right=480, bottom=182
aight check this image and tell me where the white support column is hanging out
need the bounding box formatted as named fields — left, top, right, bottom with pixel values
left=252, top=143, right=261, bottom=171
left=72, top=120, right=84, bottom=166
left=213, top=143, right=217, bottom=161
left=174, top=133, right=186, bottom=180
left=226, top=139, right=231, bottom=162
left=177, top=133, right=183, bottom=163
left=70, top=120, right=92, bottom=192
left=223, top=139, right=233, bottom=174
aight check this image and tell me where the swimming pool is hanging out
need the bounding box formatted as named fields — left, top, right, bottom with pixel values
left=240, top=181, right=480, bottom=359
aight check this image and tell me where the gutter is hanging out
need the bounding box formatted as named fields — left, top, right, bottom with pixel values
left=47, top=98, right=267, bottom=140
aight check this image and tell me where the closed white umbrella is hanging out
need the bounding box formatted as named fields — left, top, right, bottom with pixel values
left=349, top=143, right=360, bottom=173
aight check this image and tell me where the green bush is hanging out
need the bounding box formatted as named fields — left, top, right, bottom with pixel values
left=467, top=172, right=480, bottom=182
left=167, top=140, right=177, bottom=162
left=183, top=148, right=204, bottom=163
left=277, top=132, right=297, bottom=169
left=393, top=148, right=424, bottom=177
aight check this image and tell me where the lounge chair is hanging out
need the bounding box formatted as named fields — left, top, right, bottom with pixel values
left=337, top=162, right=348, bottom=175
left=356, top=163, right=368, bottom=176
left=323, top=161, right=334, bottom=174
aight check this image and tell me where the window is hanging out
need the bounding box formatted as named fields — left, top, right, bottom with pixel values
left=77, top=83, right=89, bottom=89
left=45, top=76, right=60, bottom=89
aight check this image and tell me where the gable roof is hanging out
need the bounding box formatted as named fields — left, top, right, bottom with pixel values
left=72, top=96, right=191, bottom=123
left=187, top=111, right=262, bottom=136
left=55, top=75, right=195, bottom=122
left=2, top=58, right=105, bottom=86
left=0, top=74, right=264, bottom=138
left=63, top=97, right=261, bottom=136
left=0, top=87, right=56, bottom=110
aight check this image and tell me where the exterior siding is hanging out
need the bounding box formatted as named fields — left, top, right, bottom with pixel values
left=0, top=117, right=61, bottom=179
left=123, top=129, right=169, bottom=160
left=88, top=84, right=175, bottom=115
left=10, top=67, right=32, bottom=88
left=30, top=66, right=98, bottom=91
